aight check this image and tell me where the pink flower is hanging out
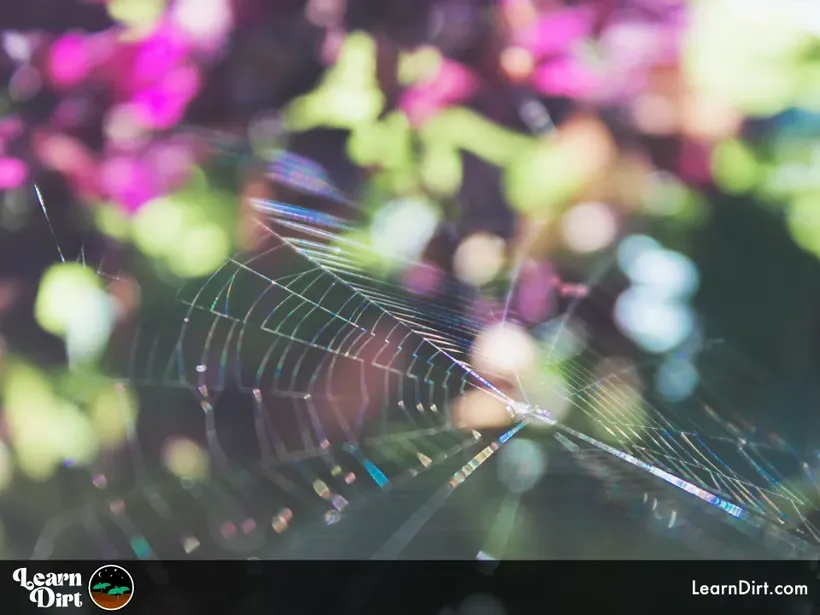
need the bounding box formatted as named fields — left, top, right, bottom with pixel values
left=100, top=156, right=160, bottom=212
left=129, top=22, right=190, bottom=88
left=131, top=64, right=202, bottom=130
left=142, top=138, right=196, bottom=192
left=7, top=7, right=219, bottom=214
left=98, top=22, right=190, bottom=101
left=399, top=60, right=479, bottom=126
left=513, top=6, right=607, bottom=101
left=514, top=6, right=595, bottom=60
left=514, top=6, right=685, bottom=104
left=0, top=157, right=28, bottom=189
left=603, top=15, right=683, bottom=70
left=532, top=54, right=602, bottom=100
left=47, top=34, right=93, bottom=90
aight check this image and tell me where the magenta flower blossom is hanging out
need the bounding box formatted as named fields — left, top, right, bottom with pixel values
left=128, top=22, right=191, bottom=91
left=399, top=59, right=479, bottom=126
left=130, top=64, right=202, bottom=130
left=142, top=137, right=197, bottom=192
left=47, top=34, right=92, bottom=89
left=0, top=117, right=27, bottom=189
left=46, top=31, right=116, bottom=90
left=511, top=6, right=597, bottom=99
left=514, top=6, right=596, bottom=61
left=100, top=156, right=161, bottom=213
left=97, top=134, right=200, bottom=211
left=26, top=17, right=211, bottom=212
left=0, top=157, right=28, bottom=189
left=513, top=5, right=685, bottom=104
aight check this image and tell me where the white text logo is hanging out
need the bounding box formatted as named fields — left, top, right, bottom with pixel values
left=13, top=567, right=84, bottom=608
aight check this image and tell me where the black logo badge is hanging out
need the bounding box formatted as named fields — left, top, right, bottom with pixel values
left=88, top=565, right=134, bottom=611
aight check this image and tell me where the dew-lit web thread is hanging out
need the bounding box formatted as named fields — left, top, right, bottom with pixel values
left=493, top=201, right=820, bottom=547
left=288, top=207, right=820, bottom=547
left=35, top=185, right=122, bottom=280
left=34, top=198, right=521, bottom=559
left=266, top=151, right=357, bottom=207
left=31, top=191, right=818, bottom=558
left=252, top=200, right=820, bottom=545
left=253, top=199, right=820, bottom=545
left=247, top=200, right=513, bottom=385
left=530, top=346, right=820, bottom=545
left=23, top=208, right=171, bottom=559
left=184, top=124, right=357, bottom=206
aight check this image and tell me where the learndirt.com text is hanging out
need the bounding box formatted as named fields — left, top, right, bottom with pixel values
left=692, top=580, right=809, bottom=597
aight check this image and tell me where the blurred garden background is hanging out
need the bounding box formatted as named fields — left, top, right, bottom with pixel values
left=1, top=0, right=820, bottom=561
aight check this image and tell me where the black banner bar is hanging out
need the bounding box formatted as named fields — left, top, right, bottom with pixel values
left=4, top=560, right=818, bottom=614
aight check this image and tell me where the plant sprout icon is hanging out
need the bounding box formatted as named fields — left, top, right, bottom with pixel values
left=89, top=564, right=134, bottom=610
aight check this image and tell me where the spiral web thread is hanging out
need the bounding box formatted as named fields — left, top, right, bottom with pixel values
left=31, top=196, right=820, bottom=561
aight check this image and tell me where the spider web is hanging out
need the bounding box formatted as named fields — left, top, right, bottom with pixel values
left=28, top=189, right=820, bottom=562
